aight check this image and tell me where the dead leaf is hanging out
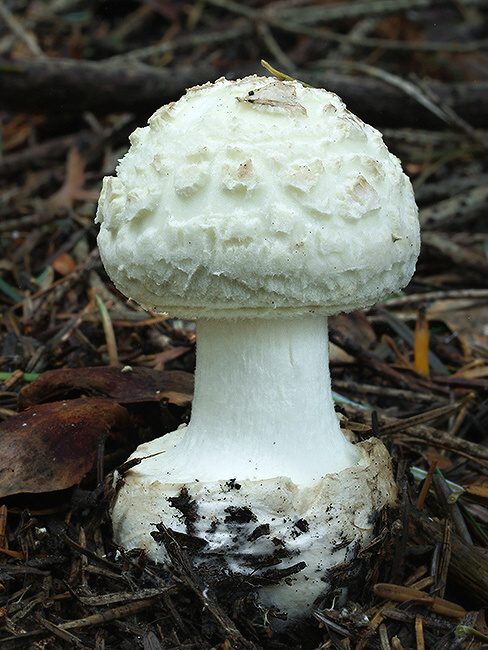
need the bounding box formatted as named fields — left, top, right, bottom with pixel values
left=46, top=146, right=86, bottom=210
left=151, top=346, right=192, bottom=370
left=414, top=307, right=430, bottom=376
left=329, top=311, right=376, bottom=363
left=452, top=360, right=488, bottom=379
left=52, top=252, right=77, bottom=276
left=427, top=299, right=488, bottom=348
left=19, top=366, right=194, bottom=410
left=238, top=81, right=307, bottom=115
left=2, top=114, right=33, bottom=152
left=0, top=398, right=129, bottom=498
left=462, top=479, right=488, bottom=507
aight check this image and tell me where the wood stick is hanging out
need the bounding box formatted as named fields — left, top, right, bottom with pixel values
left=410, top=508, right=488, bottom=605
left=344, top=403, right=488, bottom=463
left=0, top=57, right=487, bottom=130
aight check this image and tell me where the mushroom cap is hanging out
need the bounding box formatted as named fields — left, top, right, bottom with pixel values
left=96, top=75, right=420, bottom=318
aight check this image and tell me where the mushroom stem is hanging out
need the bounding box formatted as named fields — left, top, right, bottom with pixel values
left=169, top=316, right=360, bottom=485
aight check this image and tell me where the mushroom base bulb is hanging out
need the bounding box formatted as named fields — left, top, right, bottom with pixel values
left=112, top=438, right=396, bottom=626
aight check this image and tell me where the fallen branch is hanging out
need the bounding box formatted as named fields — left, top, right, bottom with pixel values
left=0, top=57, right=487, bottom=129
left=410, top=508, right=488, bottom=605
left=154, top=523, right=258, bottom=650
left=345, top=404, right=488, bottom=464
left=0, top=58, right=219, bottom=117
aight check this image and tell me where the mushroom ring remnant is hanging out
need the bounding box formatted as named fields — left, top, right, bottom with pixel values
left=96, top=75, right=420, bottom=625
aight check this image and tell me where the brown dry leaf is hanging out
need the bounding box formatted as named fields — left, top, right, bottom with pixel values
left=376, top=15, right=424, bottom=44
left=46, top=146, right=86, bottom=210
left=238, top=81, right=307, bottom=115
left=19, top=366, right=194, bottom=410
left=452, top=360, right=488, bottom=379
left=2, top=114, right=33, bottom=152
left=471, top=608, right=488, bottom=640
left=462, top=479, right=488, bottom=507
left=427, top=299, right=488, bottom=347
left=0, top=398, right=129, bottom=498
left=420, top=448, right=453, bottom=473
left=52, top=252, right=77, bottom=276
left=329, top=311, right=376, bottom=363
left=151, top=346, right=192, bottom=370
left=414, top=308, right=430, bottom=376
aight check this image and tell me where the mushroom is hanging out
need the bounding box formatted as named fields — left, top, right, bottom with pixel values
left=96, top=76, right=420, bottom=624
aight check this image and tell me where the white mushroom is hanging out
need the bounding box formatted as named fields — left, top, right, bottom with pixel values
left=96, top=75, right=420, bottom=625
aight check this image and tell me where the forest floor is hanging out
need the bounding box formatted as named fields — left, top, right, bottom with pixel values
left=0, top=1, right=488, bottom=648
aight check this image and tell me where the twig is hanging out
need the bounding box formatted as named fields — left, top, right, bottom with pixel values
left=107, top=23, right=252, bottom=64
left=383, top=128, right=479, bottom=149
left=263, top=16, right=488, bottom=54
left=296, top=29, right=488, bottom=54
left=416, top=459, right=437, bottom=510
left=377, top=397, right=473, bottom=435
left=95, top=293, right=119, bottom=366
left=77, top=586, right=176, bottom=607
left=411, top=508, right=488, bottom=604
left=328, top=327, right=426, bottom=393
left=1, top=57, right=487, bottom=131
left=0, top=133, right=83, bottom=177
left=421, top=232, right=488, bottom=275
left=59, top=598, right=160, bottom=630
left=155, top=524, right=258, bottom=649
left=323, top=61, right=485, bottom=146
left=378, top=288, right=488, bottom=309
left=418, top=73, right=488, bottom=148
left=204, top=0, right=257, bottom=20
left=411, top=73, right=488, bottom=148
left=0, top=58, right=220, bottom=116
left=434, top=520, right=453, bottom=599
left=256, top=22, right=297, bottom=74
left=345, top=403, right=488, bottom=464
left=0, top=3, right=46, bottom=58
left=373, top=583, right=466, bottom=619
left=332, top=379, right=439, bottom=403
left=416, top=174, right=488, bottom=205
left=9, top=248, right=100, bottom=312
left=326, top=17, right=381, bottom=61
left=419, top=184, right=488, bottom=230
left=264, top=0, right=486, bottom=23
left=37, top=617, right=86, bottom=648
left=60, top=533, right=123, bottom=573
left=213, top=0, right=486, bottom=38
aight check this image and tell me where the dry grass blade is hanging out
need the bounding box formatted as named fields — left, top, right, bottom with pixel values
left=59, top=598, right=161, bottom=631
left=378, top=396, right=474, bottom=435
left=415, top=459, right=437, bottom=510
left=154, top=524, right=259, bottom=650
left=95, top=293, right=119, bottom=366
left=373, top=583, right=467, bottom=618
left=414, top=307, right=430, bottom=377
